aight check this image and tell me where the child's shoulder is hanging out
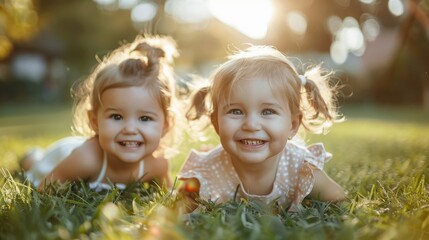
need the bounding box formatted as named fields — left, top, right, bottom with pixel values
left=68, top=137, right=103, bottom=169
left=285, top=141, right=332, bottom=170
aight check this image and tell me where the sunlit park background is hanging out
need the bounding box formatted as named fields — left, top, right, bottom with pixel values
left=1, top=0, right=429, bottom=239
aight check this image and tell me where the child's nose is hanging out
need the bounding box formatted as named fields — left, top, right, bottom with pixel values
left=242, top=114, right=261, bottom=131
left=122, top=120, right=138, bottom=134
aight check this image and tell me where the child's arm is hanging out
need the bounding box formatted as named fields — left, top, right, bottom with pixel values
left=38, top=138, right=101, bottom=191
left=309, top=168, right=346, bottom=202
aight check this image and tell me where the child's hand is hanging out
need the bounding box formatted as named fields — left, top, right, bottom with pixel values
left=183, top=178, right=200, bottom=193
left=177, top=178, right=200, bottom=213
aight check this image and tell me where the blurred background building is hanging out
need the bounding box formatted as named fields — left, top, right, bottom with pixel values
left=0, top=0, right=428, bottom=108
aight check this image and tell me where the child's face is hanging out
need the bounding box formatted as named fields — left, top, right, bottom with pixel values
left=213, top=78, right=299, bottom=167
left=89, top=86, right=166, bottom=165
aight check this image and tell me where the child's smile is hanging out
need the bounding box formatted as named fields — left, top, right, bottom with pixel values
left=117, top=140, right=143, bottom=148
left=239, top=139, right=266, bottom=146
left=236, top=138, right=268, bottom=152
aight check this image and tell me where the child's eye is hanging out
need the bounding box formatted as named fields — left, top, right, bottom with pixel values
left=139, top=116, right=153, bottom=122
left=110, top=114, right=122, bottom=120
left=227, top=109, right=243, bottom=115
left=262, top=109, right=276, bottom=115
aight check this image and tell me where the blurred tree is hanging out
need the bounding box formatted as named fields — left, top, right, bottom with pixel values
left=268, top=0, right=428, bottom=107
left=37, top=0, right=138, bottom=80
left=1, top=0, right=428, bottom=107
left=0, top=0, right=39, bottom=60
left=373, top=0, right=429, bottom=106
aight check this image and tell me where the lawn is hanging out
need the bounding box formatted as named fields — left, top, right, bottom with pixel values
left=1, top=104, right=428, bottom=239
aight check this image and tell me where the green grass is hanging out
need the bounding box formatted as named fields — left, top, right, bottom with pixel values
left=1, top=104, right=429, bottom=239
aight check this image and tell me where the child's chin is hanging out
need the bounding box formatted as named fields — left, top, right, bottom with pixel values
left=116, top=154, right=145, bottom=163
left=233, top=154, right=268, bottom=164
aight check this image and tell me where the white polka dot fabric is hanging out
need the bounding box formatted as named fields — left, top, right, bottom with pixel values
left=179, top=142, right=332, bottom=209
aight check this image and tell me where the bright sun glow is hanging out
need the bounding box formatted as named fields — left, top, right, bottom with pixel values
left=209, top=0, right=274, bottom=39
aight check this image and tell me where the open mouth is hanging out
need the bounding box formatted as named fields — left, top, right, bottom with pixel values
left=240, top=139, right=266, bottom=145
left=118, top=141, right=143, bottom=147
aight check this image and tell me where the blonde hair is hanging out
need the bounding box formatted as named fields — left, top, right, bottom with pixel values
left=71, top=35, right=180, bottom=153
left=187, top=45, right=343, bottom=134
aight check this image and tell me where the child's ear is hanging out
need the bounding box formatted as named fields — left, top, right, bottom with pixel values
left=210, top=112, right=220, bottom=135
left=87, top=110, right=99, bottom=133
left=289, top=112, right=302, bottom=138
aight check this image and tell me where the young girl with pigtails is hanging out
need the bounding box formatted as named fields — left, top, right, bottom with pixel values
left=21, top=35, right=180, bottom=191
left=179, top=46, right=346, bottom=211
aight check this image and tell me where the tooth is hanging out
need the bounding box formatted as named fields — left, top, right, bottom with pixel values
left=122, top=141, right=139, bottom=147
left=243, top=140, right=263, bottom=145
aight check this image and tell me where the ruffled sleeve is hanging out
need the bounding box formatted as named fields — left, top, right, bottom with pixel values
left=179, top=150, right=206, bottom=179
left=304, top=143, right=332, bottom=170
left=289, top=143, right=332, bottom=210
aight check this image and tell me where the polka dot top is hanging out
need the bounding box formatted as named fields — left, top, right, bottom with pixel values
left=179, top=141, right=332, bottom=210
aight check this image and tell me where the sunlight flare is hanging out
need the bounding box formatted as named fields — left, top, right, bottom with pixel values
left=209, top=0, right=274, bottom=39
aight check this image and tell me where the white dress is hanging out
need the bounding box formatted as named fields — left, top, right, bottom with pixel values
left=25, top=136, right=87, bottom=187
left=24, top=136, right=144, bottom=190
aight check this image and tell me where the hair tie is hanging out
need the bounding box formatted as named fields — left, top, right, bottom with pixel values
left=299, top=75, right=307, bottom=86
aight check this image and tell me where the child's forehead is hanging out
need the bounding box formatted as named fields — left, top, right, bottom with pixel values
left=99, top=85, right=160, bottom=106
left=102, top=85, right=149, bottom=95
left=219, top=77, right=289, bottom=104
left=97, top=88, right=164, bottom=115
